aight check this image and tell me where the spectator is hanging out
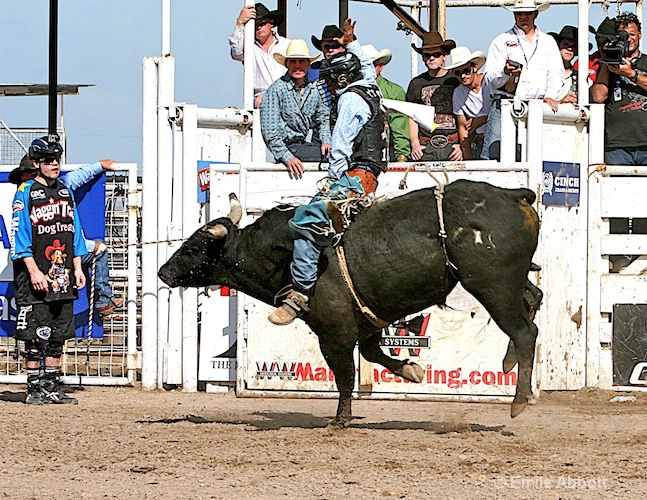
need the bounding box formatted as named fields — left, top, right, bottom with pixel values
left=592, top=12, right=647, bottom=244
left=481, top=0, right=563, bottom=160
left=574, top=22, right=608, bottom=84
left=362, top=44, right=411, bottom=162
left=592, top=12, right=647, bottom=166
left=444, top=46, right=491, bottom=159
left=10, top=155, right=124, bottom=318
left=268, top=21, right=386, bottom=326
left=228, top=2, right=290, bottom=108
left=309, top=24, right=348, bottom=80
left=10, top=137, right=87, bottom=405
left=260, top=39, right=331, bottom=179
left=549, top=26, right=591, bottom=103
left=406, top=31, right=461, bottom=161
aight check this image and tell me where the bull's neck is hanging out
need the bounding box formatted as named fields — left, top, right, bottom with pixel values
left=217, top=232, right=289, bottom=307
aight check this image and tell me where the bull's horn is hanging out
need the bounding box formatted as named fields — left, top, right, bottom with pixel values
left=228, top=193, right=242, bottom=225
left=202, top=224, right=228, bottom=239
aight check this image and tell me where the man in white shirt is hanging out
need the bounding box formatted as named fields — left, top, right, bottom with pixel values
left=228, top=3, right=291, bottom=108
left=481, top=0, right=563, bottom=160
left=445, top=46, right=491, bottom=159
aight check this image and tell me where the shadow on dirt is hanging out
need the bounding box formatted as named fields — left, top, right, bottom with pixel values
left=136, top=411, right=514, bottom=435
left=0, top=390, right=26, bottom=403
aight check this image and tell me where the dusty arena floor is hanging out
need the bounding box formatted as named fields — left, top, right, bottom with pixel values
left=0, top=385, right=645, bottom=499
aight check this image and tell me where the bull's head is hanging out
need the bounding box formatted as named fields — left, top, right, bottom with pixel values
left=158, top=194, right=242, bottom=288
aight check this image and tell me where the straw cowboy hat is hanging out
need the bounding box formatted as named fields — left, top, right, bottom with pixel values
left=311, top=25, right=356, bottom=51
left=361, top=44, right=393, bottom=66
left=254, top=3, right=284, bottom=25
left=9, top=154, right=37, bottom=185
left=273, top=39, right=320, bottom=66
left=442, top=46, right=487, bottom=70
left=502, top=0, right=550, bottom=13
left=412, top=31, right=456, bottom=54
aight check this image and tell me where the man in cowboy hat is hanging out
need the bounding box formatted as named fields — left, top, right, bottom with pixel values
left=260, top=39, right=331, bottom=179
left=362, top=44, right=411, bottom=161
left=443, top=46, right=491, bottom=159
left=481, top=0, right=562, bottom=160
left=228, top=2, right=290, bottom=108
left=406, top=31, right=461, bottom=162
left=10, top=137, right=88, bottom=405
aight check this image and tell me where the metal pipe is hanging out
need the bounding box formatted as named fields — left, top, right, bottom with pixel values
left=339, top=0, right=349, bottom=25
left=162, top=0, right=171, bottom=55
left=181, top=104, right=200, bottom=393
left=141, top=56, right=160, bottom=391
left=278, top=0, right=288, bottom=37
left=195, top=108, right=253, bottom=128
left=577, top=0, right=589, bottom=106
left=127, top=161, right=139, bottom=386
left=429, top=0, right=439, bottom=31
left=243, top=0, right=255, bottom=110
left=48, top=0, right=58, bottom=138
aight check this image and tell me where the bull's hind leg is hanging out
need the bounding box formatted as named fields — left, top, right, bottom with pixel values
left=318, top=338, right=356, bottom=428
left=358, top=335, right=424, bottom=383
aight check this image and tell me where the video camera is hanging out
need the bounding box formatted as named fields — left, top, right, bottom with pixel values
left=601, top=30, right=630, bottom=65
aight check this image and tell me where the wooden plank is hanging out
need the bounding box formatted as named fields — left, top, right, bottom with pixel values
left=600, top=274, right=647, bottom=312
left=601, top=234, right=647, bottom=255
left=600, top=177, right=647, bottom=217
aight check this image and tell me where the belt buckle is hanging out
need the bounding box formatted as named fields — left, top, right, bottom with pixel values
left=430, top=135, right=449, bottom=149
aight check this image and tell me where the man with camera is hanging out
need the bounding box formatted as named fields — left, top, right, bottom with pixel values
left=592, top=13, right=647, bottom=166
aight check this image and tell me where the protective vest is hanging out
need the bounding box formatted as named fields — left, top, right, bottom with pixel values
left=331, top=84, right=388, bottom=174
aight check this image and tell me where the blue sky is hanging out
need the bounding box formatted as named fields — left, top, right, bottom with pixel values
left=0, top=1, right=624, bottom=164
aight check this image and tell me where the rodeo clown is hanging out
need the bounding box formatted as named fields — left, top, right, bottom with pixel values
left=10, top=137, right=87, bottom=405
left=268, top=19, right=388, bottom=325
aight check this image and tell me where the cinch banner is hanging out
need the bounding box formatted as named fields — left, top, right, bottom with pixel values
left=0, top=168, right=106, bottom=338
left=541, top=161, right=580, bottom=207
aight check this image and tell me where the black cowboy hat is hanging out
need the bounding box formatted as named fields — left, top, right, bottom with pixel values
left=411, top=31, right=456, bottom=54
left=9, top=154, right=37, bottom=185
left=548, top=25, right=593, bottom=51
left=255, top=2, right=284, bottom=26
left=594, top=17, right=617, bottom=47
left=311, top=25, right=355, bottom=51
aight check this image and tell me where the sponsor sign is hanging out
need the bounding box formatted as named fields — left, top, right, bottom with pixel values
left=0, top=168, right=106, bottom=338
left=541, top=161, right=580, bottom=207
left=613, top=304, right=647, bottom=386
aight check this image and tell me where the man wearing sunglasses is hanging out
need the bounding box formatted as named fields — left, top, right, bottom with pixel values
left=10, top=137, right=88, bottom=405
left=229, top=3, right=290, bottom=108
left=444, top=46, right=491, bottom=159
left=406, top=31, right=461, bottom=162
left=480, top=0, right=563, bottom=160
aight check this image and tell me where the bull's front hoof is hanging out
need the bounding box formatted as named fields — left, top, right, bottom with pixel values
left=510, top=400, right=528, bottom=418
left=327, top=418, right=350, bottom=430
left=400, top=362, right=424, bottom=383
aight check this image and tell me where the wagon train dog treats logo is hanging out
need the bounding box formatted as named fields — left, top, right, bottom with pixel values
left=541, top=161, right=580, bottom=207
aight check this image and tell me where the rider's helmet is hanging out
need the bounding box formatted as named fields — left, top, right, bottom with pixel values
left=28, top=136, right=64, bottom=161
left=318, top=51, right=362, bottom=94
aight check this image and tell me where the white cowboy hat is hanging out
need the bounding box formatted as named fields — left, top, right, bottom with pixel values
left=442, top=46, right=487, bottom=71
left=361, top=44, right=393, bottom=66
left=503, top=0, right=550, bottom=13
left=273, top=39, right=320, bottom=66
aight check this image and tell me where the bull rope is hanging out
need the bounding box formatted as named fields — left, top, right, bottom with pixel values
left=335, top=245, right=389, bottom=328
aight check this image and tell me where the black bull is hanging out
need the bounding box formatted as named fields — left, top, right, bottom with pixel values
left=159, top=180, right=542, bottom=426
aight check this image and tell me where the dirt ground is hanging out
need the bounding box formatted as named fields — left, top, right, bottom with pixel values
left=0, top=385, right=645, bottom=499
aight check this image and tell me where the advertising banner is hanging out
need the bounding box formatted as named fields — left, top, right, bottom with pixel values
left=0, top=168, right=106, bottom=338
left=541, top=161, right=580, bottom=207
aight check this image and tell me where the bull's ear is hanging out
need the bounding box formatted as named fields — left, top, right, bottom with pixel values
left=201, top=224, right=228, bottom=239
